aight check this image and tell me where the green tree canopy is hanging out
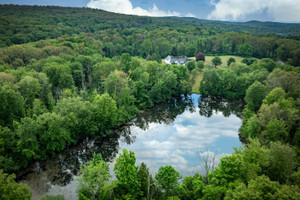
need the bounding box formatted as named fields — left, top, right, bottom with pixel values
left=238, top=43, right=253, bottom=57
left=114, top=149, right=142, bottom=199
left=92, top=93, right=118, bottom=134
left=245, top=81, right=268, bottom=112
left=196, top=61, right=204, bottom=70
left=17, top=76, right=41, bottom=109
left=260, top=58, right=277, bottom=72
left=77, top=153, right=111, bottom=200
left=0, top=83, right=25, bottom=126
left=227, top=57, right=236, bottom=66
left=120, top=53, right=132, bottom=73
left=155, top=165, right=182, bottom=197
left=212, top=56, right=222, bottom=68
left=225, top=175, right=300, bottom=200
left=263, top=87, right=286, bottom=106
left=0, top=170, right=32, bottom=200
left=186, top=60, right=196, bottom=71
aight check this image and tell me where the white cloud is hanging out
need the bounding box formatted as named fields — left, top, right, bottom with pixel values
left=185, top=13, right=196, bottom=18
left=208, top=0, right=300, bottom=22
left=87, top=0, right=181, bottom=17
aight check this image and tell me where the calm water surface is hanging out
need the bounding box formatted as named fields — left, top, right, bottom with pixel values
left=18, top=94, right=244, bottom=200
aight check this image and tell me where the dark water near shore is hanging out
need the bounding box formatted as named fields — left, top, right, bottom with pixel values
left=18, top=94, right=244, bottom=200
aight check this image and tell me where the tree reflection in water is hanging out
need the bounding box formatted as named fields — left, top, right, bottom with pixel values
left=198, top=95, right=244, bottom=119
left=134, top=95, right=195, bottom=130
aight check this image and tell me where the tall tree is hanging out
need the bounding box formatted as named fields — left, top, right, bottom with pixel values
left=114, top=149, right=142, bottom=199
left=137, top=162, right=157, bottom=200
left=155, top=165, right=181, bottom=198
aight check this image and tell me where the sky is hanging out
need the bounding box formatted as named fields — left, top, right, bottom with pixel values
left=1, top=0, right=300, bottom=22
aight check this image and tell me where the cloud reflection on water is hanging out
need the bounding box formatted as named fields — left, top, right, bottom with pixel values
left=117, top=94, right=242, bottom=176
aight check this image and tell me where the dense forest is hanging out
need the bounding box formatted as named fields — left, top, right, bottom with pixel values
left=1, top=5, right=300, bottom=66
left=0, top=4, right=299, bottom=200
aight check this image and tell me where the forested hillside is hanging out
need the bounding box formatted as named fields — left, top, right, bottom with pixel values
left=1, top=5, right=300, bottom=66
left=0, top=4, right=299, bottom=200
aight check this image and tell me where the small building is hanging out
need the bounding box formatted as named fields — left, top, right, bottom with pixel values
left=165, top=55, right=192, bottom=66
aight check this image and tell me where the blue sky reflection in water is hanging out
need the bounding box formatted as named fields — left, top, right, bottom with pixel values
left=115, top=94, right=242, bottom=176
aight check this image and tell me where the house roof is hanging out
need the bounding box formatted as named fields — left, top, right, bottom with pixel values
left=165, top=55, right=190, bottom=65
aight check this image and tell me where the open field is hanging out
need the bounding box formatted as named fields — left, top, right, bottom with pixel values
left=189, top=55, right=259, bottom=66
left=204, top=55, right=245, bottom=66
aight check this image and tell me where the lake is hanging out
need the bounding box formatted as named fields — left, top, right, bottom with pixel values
left=18, top=94, right=244, bottom=200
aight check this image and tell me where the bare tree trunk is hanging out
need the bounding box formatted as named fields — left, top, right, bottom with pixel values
left=199, top=147, right=217, bottom=182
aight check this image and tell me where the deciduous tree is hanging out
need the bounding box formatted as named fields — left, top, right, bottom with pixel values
left=155, top=165, right=181, bottom=197
left=245, top=81, right=268, bottom=112
left=114, top=149, right=142, bottom=199
left=77, top=154, right=111, bottom=200
left=195, top=52, right=205, bottom=62
left=0, top=170, right=32, bottom=200
left=212, top=56, right=222, bottom=68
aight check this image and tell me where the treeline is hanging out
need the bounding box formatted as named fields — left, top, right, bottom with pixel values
left=1, top=5, right=300, bottom=66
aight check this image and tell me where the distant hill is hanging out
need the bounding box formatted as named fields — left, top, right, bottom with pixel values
left=0, top=4, right=300, bottom=47
left=171, top=17, right=300, bottom=37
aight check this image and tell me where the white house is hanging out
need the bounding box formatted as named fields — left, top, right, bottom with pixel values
left=165, top=55, right=192, bottom=66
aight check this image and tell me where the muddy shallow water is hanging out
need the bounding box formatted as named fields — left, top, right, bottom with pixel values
left=18, top=94, right=244, bottom=200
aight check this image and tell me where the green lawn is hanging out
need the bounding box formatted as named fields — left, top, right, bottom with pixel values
left=192, top=71, right=203, bottom=94
left=188, top=55, right=259, bottom=67
left=204, top=55, right=245, bottom=66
